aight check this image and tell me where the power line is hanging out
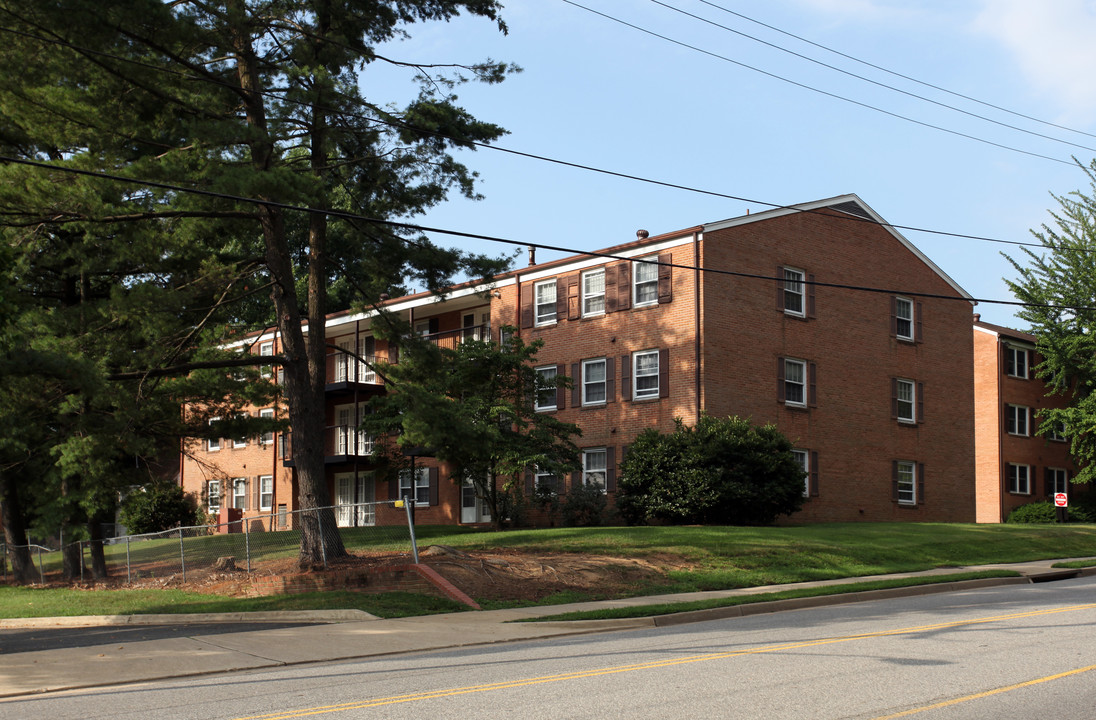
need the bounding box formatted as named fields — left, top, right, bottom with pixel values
left=1, top=153, right=1085, bottom=312
left=651, top=0, right=1096, bottom=154
left=697, top=0, right=1096, bottom=143
left=0, top=22, right=1047, bottom=250
left=561, top=0, right=1075, bottom=167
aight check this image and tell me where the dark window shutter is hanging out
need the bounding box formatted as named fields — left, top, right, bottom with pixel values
left=777, top=357, right=786, bottom=403
left=555, top=278, right=566, bottom=320
left=892, top=461, right=899, bottom=501
left=520, top=282, right=534, bottom=329
left=428, top=317, right=439, bottom=335
left=1043, top=466, right=1050, bottom=497
left=776, top=266, right=785, bottom=311
left=1029, top=351, right=1036, bottom=380
left=617, top=263, right=631, bottom=311
left=622, top=444, right=631, bottom=461
left=606, top=447, right=617, bottom=493
left=915, top=302, right=924, bottom=343
left=387, top=342, right=399, bottom=364
left=917, top=382, right=925, bottom=423
left=659, top=348, right=670, bottom=398
left=807, top=274, right=816, bottom=318
left=890, top=296, right=898, bottom=337
left=556, top=363, right=567, bottom=410
left=242, top=480, right=250, bottom=511
left=525, top=468, right=534, bottom=496
left=657, top=252, right=672, bottom=304
left=606, top=357, right=616, bottom=403
left=428, top=467, right=439, bottom=506
left=567, top=274, right=580, bottom=320
left=621, top=354, right=632, bottom=401
left=808, top=363, right=818, bottom=407
left=571, top=470, right=581, bottom=492
left=605, top=265, right=618, bottom=313
left=572, top=363, right=581, bottom=407
left=810, top=451, right=820, bottom=497
left=890, top=378, right=898, bottom=419
left=202, top=480, right=209, bottom=504
left=253, top=476, right=260, bottom=510
left=918, top=463, right=925, bottom=505
left=389, top=476, right=400, bottom=501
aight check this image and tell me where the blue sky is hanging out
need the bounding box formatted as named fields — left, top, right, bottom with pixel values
left=368, top=0, right=1096, bottom=328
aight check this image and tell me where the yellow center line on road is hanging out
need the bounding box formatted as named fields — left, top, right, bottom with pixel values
left=873, top=663, right=1096, bottom=719
left=235, top=602, right=1096, bottom=720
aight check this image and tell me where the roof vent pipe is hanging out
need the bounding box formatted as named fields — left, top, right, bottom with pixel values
left=637, top=229, right=649, bottom=239
left=528, top=245, right=536, bottom=266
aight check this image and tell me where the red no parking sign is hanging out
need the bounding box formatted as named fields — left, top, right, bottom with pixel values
left=1054, top=492, right=1068, bottom=508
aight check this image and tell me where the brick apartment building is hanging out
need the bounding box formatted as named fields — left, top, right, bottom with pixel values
left=973, top=318, right=1078, bottom=522
left=181, top=193, right=985, bottom=528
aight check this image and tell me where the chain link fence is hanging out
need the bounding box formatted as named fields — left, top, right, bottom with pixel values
left=1, top=499, right=419, bottom=585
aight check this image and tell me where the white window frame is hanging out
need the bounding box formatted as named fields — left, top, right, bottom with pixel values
left=399, top=467, right=430, bottom=507
left=1048, top=467, right=1069, bottom=496
left=232, top=477, right=247, bottom=510
left=582, top=358, right=607, bottom=406
left=792, top=449, right=809, bottom=497
left=783, top=267, right=805, bottom=317
left=633, top=255, right=659, bottom=307
left=534, top=365, right=557, bottom=412
left=1007, top=404, right=1030, bottom=436
left=1007, top=463, right=1031, bottom=494
left=233, top=412, right=248, bottom=448
left=1006, top=346, right=1029, bottom=379
left=1049, top=420, right=1067, bottom=442
left=207, top=479, right=221, bottom=513
left=534, top=467, right=559, bottom=494
left=633, top=350, right=659, bottom=399
left=896, top=379, right=916, bottom=424
left=784, top=358, right=806, bottom=407
left=534, top=280, right=557, bottom=326
left=259, top=408, right=275, bottom=445
left=259, top=475, right=273, bottom=511
left=895, top=297, right=914, bottom=340
left=259, top=341, right=274, bottom=377
left=207, top=417, right=222, bottom=452
left=896, top=461, right=916, bottom=505
left=582, top=268, right=605, bottom=317
left=583, top=448, right=607, bottom=493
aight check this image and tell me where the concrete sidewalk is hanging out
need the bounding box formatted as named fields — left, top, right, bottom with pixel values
left=0, top=560, right=1090, bottom=698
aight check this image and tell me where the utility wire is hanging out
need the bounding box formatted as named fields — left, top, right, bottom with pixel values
left=651, top=0, right=1096, bottom=154
left=0, top=23, right=1048, bottom=250
left=1, top=153, right=1086, bottom=312
left=561, top=0, right=1074, bottom=167
left=698, top=0, right=1096, bottom=143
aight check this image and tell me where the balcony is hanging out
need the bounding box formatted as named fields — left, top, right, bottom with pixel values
left=280, top=425, right=374, bottom=467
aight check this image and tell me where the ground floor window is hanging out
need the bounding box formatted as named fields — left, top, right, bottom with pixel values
left=399, top=467, right=431, bottom=506
left=1048, top=467, right=1069, bottom=495
left=1008, top=463, right=1031, bottom=494
left=896, top=461, right=916, bottom=505
left=583, top=448, right=607, bottom=492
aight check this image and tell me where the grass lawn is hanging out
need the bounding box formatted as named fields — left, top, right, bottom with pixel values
left=3, top=523, right=1094, bottom=619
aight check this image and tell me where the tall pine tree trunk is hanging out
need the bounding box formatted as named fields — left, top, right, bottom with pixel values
left=0, top=472, right=35, bottom=584
left=86, top=509, right=109, bottom=579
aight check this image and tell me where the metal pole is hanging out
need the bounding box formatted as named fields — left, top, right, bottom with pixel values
left=36, top=546, right=43, bottom=584
left=404, top=495, right=419, bottom=564
left=79, top=542, right=84, bottom=583
left=126, top=535, right=131, bottom=584
left=318, top=508, right=327, bottom=569
left=179, top=528, right=186, bottom=582
left=244, top=518, right=251, bottom=573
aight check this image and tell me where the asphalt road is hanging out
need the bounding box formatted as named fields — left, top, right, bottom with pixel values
left=6, top=577, right=1096, bottom=719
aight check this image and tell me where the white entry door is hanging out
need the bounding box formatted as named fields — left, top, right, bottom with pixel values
left=460, top=477, right=491, bottom=524
left=336, top=473, right=375, bottom=527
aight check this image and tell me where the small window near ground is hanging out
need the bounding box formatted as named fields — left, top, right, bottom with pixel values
left=399, top=467, right=431, bottom=506
left=792, top=449, right=809, bottom=497
left=259, top=475, right=273, bottom=511
left=583, top=448, right=607, bottom=492
left=1008, top=463, right=1031, bottom=494
left=896, top=461, right=916, bottom=505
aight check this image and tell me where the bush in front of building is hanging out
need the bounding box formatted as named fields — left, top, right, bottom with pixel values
left=1005, top=500, right=1090, bottom=524
left=120, top=482, right=202, bottom=534
left=617, top=415, right=806, bottom=526
left=561, top=482, right=609, bottom=527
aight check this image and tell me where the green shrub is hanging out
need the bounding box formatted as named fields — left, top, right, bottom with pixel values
left=120, top=483, right=201, bottom=534
left=1006, top=500, right=1087, bottom=524
left=561, top=482, right=608, bottom=527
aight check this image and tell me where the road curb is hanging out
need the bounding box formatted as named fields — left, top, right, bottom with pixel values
left=0, top=609, right=375, bottom=628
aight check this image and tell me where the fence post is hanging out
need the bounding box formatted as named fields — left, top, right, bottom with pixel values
left=179, top=528, right=186, bottom=583
left=318, top=508, right=327, bottom=570
left=36, top=546, right=44, bottom=584
left=79, top=541, right=84, bottom=583
left=244, top=519, right=251, bottom=573
left=126, top=535, right=132, bottom=584
left=404, top=496, right=419, bottom=564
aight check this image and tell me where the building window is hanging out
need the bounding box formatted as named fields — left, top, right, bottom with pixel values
left=634, top=255, right=659, bottom=306
left=535, top=467, right=559, bottom=494
left=1006, top=347, right=1029, bottom=379
left=259, top=475, right=273, bottom=511
left=1048, top=468, right=1069, bottom=496
left=633, top=350, right=660, bottom=399
left=233, top=413, right=248, bottom=448
left=1008, top=463, right=1031, bottom=494
left=535, top=280, right=556, bottom=325
left=583, top=269, right=605, bottom=316
left=583, top=448, right=607, bottom=492
left=277, top=504, right=288, bottom=528
left=232, top=478, right=247, bottom=510
left=1006, top=404, right=1029, bottom=436
left=259, top=341, right=274, bottom=377
left=535, top=365, right=558, bottom=412
left=208, top=418, right=221, bottom=452
left=783, top=268, right=805, bottom=316
left=259, top=408, right=275, bottom=445
left=784, top=359, right=806, bottom=407
left=582, top=358, right=607, bottom=405
left=896, top=461, right=916, bottom=505
left=895, top=297, right=914, bottom=340
left=207, top=480, right=221, bottom=514
left=896, top=379, right=916, bottom=423
left=792, top=449, right=810, bottom=497
left=1048, top=420, right=1067, bottom=442
left=399, top=467, right=430, bottom=506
